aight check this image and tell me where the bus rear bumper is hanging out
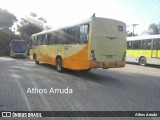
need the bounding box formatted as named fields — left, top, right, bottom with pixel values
left=89, top=60, right=126, bottom=69
left=63, top=60, right=126, bottom=70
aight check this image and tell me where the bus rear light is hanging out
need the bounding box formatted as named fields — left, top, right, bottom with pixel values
left=92, top=54, right=96, bottom=61
left=91, top=50, right=96, bottom=61
left=92, top=53, right=95, bottom=57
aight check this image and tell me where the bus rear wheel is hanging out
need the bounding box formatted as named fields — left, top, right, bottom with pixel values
left=56, top=57, right=63, bottom=72
left=139, top=57, right=146, bottom=66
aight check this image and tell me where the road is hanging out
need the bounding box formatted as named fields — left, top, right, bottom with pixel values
left=0, top=57, right=160, bottom=119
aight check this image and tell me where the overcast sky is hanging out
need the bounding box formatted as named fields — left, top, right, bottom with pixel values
left=0, top=0, right=160, bottom=35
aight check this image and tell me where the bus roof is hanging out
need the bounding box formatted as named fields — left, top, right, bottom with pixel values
left=32, top=18, right=92, bottom=37
left=32, top=17, right=125, bottom=37
left=127, top=34, right=160, bottom=41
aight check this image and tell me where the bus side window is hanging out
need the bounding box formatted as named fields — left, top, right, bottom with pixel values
left=127, top=41, right=132, bottom=49
left=35, top=37, right=38, bottom=46
left=42, top=34, right=49, bottom=45
left=38, top=35, right=43, bottom=45
left=42, top=35, right=45, bottom=45
left=37, top=36, right=41, bottom=45
left=32, top=37, right=35, bottom=46
left=152, top=39, right=160, bottom=50
left=152, top=40, right=157, bottom=50
left=55, top=31, right=60, bottom=44
left=46, top=34, right=50, bottom=45
left=59, top=30, right=67, bottom=44
left=30, top=40, right=33, bottom=48
left=79, top=24, right=89, bottom=44
left=66, top=27, right=78, bottom=44
left=158, top=40, right=160, bottom=50
left=133, top=40, right=141, bottom=49
left=48, top=33, right=55, bottom=45
left=33, top=37, right=35, bottom=46
left=43, top=34, right=46, bottom=45
left=142, top=39, right=151, bottom=50
left=40, top=35, right=43, bottom=45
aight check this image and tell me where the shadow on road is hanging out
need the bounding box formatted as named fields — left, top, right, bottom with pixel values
left=38, top=63, right=124, bottom=86
left=36, top=62, right=160, bottom=90
left=126, top=62, right=160, bottom=68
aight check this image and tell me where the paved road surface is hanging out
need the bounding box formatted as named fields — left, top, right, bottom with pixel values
left=0, top=57, right=160, bottom=120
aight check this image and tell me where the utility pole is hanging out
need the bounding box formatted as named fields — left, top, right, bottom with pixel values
left=132, top=24, right=138, bottom=36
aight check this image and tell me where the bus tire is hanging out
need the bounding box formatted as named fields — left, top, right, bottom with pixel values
left=139, top=57, right=146, bottom=66
left=56, top=57, right=63, bottom=72
left=33, top=54, right=39, bottom=64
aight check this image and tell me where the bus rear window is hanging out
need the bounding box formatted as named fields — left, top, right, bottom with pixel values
left=118, top=26, right=123, bottom=31
left=79, top=24, right=89, bottom=44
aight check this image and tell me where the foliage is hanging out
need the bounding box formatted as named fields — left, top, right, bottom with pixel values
left=127, top=31, right=137, bottom=37
left=38, top=17, right=47, bottom=23
left=0, top=8, right=18, bottom=56
left=0, top=8, right=17, bottom=28
left=17, top=18, right=43, bottom=41
left=17, top=13, right=47, bottom=41
left=0, top=28, right=20, bottom=56
left=148, top=23, right=159, bottom=35
left=141, top=30, right=149, bottom=35
left=30, top=12, right=37, bottom=17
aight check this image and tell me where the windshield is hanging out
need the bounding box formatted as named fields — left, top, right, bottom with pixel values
left=11, top=41, right=28, bottom=53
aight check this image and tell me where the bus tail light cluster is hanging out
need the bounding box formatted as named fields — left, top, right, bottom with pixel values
left=91, top=50, right=96, bottom=61
left=122, top=51, right=126, bottom=60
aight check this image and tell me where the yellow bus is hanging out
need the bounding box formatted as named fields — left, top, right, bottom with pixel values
left=30, top=17, right=126, bottom=72
left=126, top=35, right=160, bottom=65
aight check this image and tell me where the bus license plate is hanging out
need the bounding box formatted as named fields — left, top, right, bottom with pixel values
left=109, top=62, right=117, bottom=66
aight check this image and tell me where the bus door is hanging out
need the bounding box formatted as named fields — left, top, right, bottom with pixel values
left=151, top=39, right=160, bottom=58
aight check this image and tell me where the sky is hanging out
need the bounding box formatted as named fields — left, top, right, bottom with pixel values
left=0, top=0, right=160, bottom=35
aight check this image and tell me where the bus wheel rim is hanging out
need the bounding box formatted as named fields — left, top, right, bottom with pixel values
left=140, top=58, right=146, bottom=65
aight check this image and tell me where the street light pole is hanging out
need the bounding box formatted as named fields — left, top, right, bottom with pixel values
left=132, top=24, right=138, bottom=36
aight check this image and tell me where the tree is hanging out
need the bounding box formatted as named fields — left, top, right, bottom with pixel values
left=38, top=17, right=47, bottom=23
left=30, top=12, right=37, bottom=17
left=148, top=23, right=159, bottom=35
left=157, top=22, right=160, bottom=34
left=17, top=13, right=47, bottom=41
left=127, top=31, right=137, bottom=37
left=0, top=8, right=18, bottom=56
left=17, top=18, right=43, bottom=41
left=0, top=8, right=17, bottom=28
left=141, top=30, right=149, bottom=35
